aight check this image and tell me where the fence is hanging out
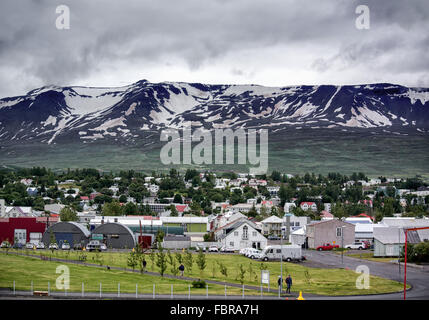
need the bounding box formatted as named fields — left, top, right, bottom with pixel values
left=7, top=280, right=279, bottom=299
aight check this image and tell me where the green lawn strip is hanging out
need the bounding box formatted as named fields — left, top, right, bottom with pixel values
left=345, top=252, right=397, bottom=263
left=0, top=253, right=263, bottom=296
left=7, top=249, right=406, bottom=296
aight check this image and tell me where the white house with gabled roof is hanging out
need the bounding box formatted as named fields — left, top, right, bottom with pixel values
left=217, top=220, right=267, bottom=250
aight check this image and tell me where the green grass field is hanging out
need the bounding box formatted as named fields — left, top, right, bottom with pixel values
left=3, top=249, right=406, bottom=296
left=0, top=253, right=258, bottom=296
left=344, top=252, right=397, bottom=263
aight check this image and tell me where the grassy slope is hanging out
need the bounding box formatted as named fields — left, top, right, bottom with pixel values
left=1, top=129, right=428, bottom=179
left=5, top=249, right=406, bottom=296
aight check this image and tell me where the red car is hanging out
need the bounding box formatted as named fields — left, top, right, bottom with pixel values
left=316, top=243, right=340, bottom=251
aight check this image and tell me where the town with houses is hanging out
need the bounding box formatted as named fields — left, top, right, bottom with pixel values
left=1, top=168, right=429, bottom=258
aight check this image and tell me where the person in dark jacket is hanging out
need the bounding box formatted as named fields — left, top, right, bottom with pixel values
left=277, top=276, right=283, bottom=293
left=285, top=275, right=292, bottom=294
left=179, top=264, right=185, bottom=276
left=142, top=259, right=147, bottom=272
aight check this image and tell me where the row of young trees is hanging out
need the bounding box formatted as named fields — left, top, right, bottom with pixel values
left=126, top=245, right=270, bottom=285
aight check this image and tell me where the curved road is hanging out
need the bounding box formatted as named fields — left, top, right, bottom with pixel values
left=301, top=250, right=429, bottom=300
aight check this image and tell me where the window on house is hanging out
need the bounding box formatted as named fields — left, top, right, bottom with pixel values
left=252, top=231, right=257, bottom=237
left=234, top=231, right=238, bottom=236
left=229, top=242, right=234, bottom=247
left=295, top=222, right=300, bottom=226
left=242, top=226, right=248, bottom=239
left=336, top=227, right=343, bottom=237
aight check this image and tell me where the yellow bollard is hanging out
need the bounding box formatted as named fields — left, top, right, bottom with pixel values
left=297, top=291, right=305, bottom=300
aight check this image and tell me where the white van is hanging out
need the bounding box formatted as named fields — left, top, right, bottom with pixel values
left=259, top=244, right=304, bottom=262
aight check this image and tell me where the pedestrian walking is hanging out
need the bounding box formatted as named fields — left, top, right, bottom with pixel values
left=142, top=259, right=147, bottom=272
left=277, top=276, right=283, bottom=293
left=285, top=275, right=292, bottom=294
left=179, top=263, right=185, bottom=276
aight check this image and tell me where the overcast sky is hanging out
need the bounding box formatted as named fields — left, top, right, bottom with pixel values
left=0, top=0, right=428, bottom=98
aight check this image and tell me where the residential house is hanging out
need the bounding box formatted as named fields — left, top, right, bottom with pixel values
left=283, top=214, right=310, bottom=234
left=284, top=202, right=296, bottom=213
left=217, top=220, right=267, bottom=250
left=300, top=202, right=317, bottom=212
left=374, top=226, right=429, bottom=257
left=260, top=215, right=283, bottom=237
left=266, top=186, right=280, bottom=196
left=306, top=219, right=355, bottom=249
left=26, top=187, right=38, bottom=197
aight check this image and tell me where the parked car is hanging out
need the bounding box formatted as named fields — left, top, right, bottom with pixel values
left=61, top=243, right=71, bottom=250
left=0, top=241, right=11, bottom=248
left=246, top=248, right=262, bottom=259
left=195, top=243, right=206, bottom=252
left=36, top=242, right=45, bottom=249
left=73, top=243, right=83, bottom=250
left=49, top=243, right=59, bottom=250
left=240, top=247, right=253, bottom=255
left=220, top=246, right=235, bottom=253
left=208, top=245, right=219, bottom=252
left=26, top=242, right=35, bottom=249
left=267, top=235, right=281, bottom=240
left=345, top=242, right=366, bottom=250
left=86, top=240, right=106, bottom=252
left=316, top=243, right=340, bottom=251
left=13, top=243, right=23, bottom=249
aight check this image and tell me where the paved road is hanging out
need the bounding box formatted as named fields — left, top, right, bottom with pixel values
left=301, top=250, right=429, bottom=300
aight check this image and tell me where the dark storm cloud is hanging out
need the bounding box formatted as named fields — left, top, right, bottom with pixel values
left=0, top=0, right=428, bottom=98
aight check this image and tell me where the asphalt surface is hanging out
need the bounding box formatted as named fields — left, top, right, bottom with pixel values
left=301, top=250, right=429, bottom=300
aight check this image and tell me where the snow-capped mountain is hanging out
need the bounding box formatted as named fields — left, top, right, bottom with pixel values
left=0, top=80, right=428, bottom=145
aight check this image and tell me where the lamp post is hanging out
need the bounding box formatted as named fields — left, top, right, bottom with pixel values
left=341, top=226, right=346, bottom=265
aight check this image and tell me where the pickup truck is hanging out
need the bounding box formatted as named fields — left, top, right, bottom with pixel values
left=316, top=243, right=340, bottom=251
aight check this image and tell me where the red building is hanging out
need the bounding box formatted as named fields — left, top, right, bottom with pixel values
left=0, top=217, right=50, bottom=245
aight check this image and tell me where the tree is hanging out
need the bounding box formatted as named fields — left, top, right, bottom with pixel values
left=127, top=250, right=138, bottom=271
left=237, top=264, right=246, bottom=285
left=217, top=261, right=228, bottom=280
left=123, top=202, right=138, bottom=215
left=184, top=249, right=193, bottom=274
left=167, top=249, right=179, bottom=276
left=175, top=251, right=183, bottom=265
left=173, top=194, right=183, bottom=204
left=102, top=201, right=123, bottom=216
left=148, top=250, right=156, bottom=271
left=196, top=248, right=207, bottom=276
left=155, top=243, right=167, bottom=276
left=59, top=206, right=77, bottom=222
left=169, top=204, right=178, bottom=217
left=246, top=204, right=258, bottom=218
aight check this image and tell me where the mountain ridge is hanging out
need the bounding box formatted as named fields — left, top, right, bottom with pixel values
left=0, top=80, right=428, bottom=146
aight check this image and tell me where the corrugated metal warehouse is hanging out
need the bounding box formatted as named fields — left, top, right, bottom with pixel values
left=92, top=223, right=136, bottom=249
left=42, top=222, right=90, bottom=247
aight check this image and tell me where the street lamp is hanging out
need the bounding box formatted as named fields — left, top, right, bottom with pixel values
left=341, top=226, right=346, bottom=265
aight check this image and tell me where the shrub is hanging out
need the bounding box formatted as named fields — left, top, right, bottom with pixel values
left=192, top=280, right=206, bottom=288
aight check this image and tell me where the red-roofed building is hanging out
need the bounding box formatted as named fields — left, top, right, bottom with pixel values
left=175, top=204, right=189, bottom=214
left=300, top=202, right=317, bottom=212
